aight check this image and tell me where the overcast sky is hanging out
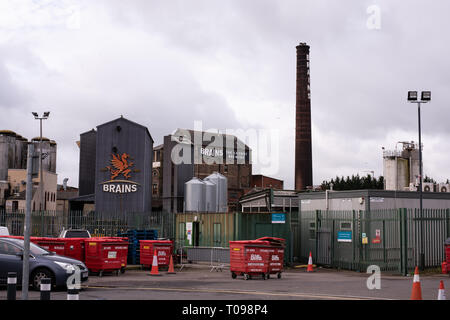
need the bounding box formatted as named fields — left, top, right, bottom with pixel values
left=1, top=0, right=450, bottom=189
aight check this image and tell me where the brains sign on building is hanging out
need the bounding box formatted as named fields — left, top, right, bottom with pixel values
left=100, top=152, right=140, bottom=193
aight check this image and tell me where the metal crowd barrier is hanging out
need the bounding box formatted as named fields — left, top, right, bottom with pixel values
left=185, top=246, right=230, bottom=272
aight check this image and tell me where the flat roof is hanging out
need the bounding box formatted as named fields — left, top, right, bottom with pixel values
left=298, top=189, right=450, bottom=200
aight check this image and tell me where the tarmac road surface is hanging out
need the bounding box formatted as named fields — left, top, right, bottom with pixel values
left=0, top=265, right=448, bottom=300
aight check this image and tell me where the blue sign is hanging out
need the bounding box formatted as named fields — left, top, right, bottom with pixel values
left=272, top=213, right=286, bottom=224
left=337, top=231, right=352, bottom=242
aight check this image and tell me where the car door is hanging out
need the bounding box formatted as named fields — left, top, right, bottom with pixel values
left=0, top=240, right=24, bottom=284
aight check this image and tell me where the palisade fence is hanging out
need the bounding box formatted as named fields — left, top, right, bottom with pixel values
left=0, top=210, right=175, bottom=239
left=300, top=209, right=450, bottom=275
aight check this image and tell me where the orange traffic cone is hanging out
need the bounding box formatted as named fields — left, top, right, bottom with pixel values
left=167, top=255, right=176, bottom=274
left=438, top=280, right=446, bottom=300
left=149, top=251, right=161, bottom=276
left=411, top=266, right=422, bottom=300
left=306, top=252, right=314, bottom=272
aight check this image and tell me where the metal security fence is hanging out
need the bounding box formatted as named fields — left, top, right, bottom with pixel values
left=299, top=209, right=450, bottom=274
left=184, top=246, right=230, bottom=271
left=0, top=210, right=175, bottom=239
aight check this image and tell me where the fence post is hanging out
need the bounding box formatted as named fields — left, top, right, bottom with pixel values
left=399, top=208, right=408, bottom=276
left=7, top=272, right=17, bottom=300
left=446, top=209, right=450, bottom=239
left=382, top=219, right=386, bottom=265
left=315, top=210, right=320, bottom=261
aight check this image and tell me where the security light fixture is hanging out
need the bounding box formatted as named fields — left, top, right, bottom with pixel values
left=32, top=112, right=38, bottom=118
left=43, top=111, right=50, bottom=118
left=421, top=91, right=431, bottom=101
left=408, top=91, right=418, bottom=101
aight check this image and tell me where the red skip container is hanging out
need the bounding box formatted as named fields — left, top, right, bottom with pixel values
left=445, top=238, right=450, bottom=274
left=229, top=240, right=272, bottom=280
left=256, top=237, right=286, bottom=279
left=103, top=237, right=128, bottom=273
left=140, top=240, right=174, bottom=268
left=32, top=237, right=66, bottom=256
left=84, top=238, right=128, bottom=276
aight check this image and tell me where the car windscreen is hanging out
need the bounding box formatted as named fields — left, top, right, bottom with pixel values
left=65, top=231, right=90, bottom=238
left=29, top=242, right=50, bottom=255
left=4, top=238, right=50, bottom=256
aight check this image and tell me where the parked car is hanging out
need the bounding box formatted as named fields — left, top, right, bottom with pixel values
left=0, top=226, right=9, bottom=236
left=59, top=229, right=91, bottom=238
left=0, top=237, right=89, bottom=290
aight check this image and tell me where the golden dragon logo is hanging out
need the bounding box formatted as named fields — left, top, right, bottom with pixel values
left=106, top=153, right=134, bottom=180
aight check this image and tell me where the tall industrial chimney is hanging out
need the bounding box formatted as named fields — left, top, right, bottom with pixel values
left=295, top=43, right=313, bottom=191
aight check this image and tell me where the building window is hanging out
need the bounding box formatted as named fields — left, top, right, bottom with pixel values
left=152, top=184, right=158, bottom=195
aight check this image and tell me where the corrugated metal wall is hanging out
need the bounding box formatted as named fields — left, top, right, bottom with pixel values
left=299, top=209, right=450, bottom=274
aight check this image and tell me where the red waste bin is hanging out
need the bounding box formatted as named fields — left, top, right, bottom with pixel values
left=32, top=237, right=66, bottom=256
left=63, top=238, right=86, bottom=262
left=103, top=237, right=128, bottom=273
left=445, top=238, right=450, bottom=273
left=229, top=240, right=272, bottom=280
left=84, top=238, right=126, bottom=276
left=140, top=240, right=174, bottom=268
left=256, top=237, right=286, bottom=279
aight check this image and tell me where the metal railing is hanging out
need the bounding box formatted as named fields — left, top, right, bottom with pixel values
left=185, top=246, right=230, bottom=272
left=0, top=210, right=175, bottom=239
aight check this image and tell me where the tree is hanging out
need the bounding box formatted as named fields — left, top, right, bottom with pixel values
left=321, top=174, right=384, bottom=191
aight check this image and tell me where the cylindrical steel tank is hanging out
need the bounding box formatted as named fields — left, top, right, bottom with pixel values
left=49, top=140, right=57, bottom=173
left=204, top=179, right=217, bottom=213
left=185, top=177, right=206, bottom=212
left=0, top=130, right=17, bottom=180
left=14, top=135, right=28, bottom=169
left=205, top=172, right=228, bottom=213
left=32, top=137, right=52, bottom=172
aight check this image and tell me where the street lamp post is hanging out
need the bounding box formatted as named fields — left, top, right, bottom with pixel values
left=32, top=112, right=50, bottom=213
left=407, top=91, right=431, bottom=271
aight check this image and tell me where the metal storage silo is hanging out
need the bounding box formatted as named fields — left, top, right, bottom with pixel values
left=0, top=130, right=17, bottom=180
left=185, top=177, right=206, bottom=212
left=19, top=136, right=28, bottom=169
left=204, top=179, right=217, bottom=213
left=14, top=135, right=27, bottom=169
left=32, top=137, right=52, bottom=172
left=49, top=140, right=57, bottom=173
left=205, top=172, right=228, bottom=213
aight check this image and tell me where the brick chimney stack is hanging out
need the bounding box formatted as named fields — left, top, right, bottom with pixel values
left=295, top=43, right=313, bottom=191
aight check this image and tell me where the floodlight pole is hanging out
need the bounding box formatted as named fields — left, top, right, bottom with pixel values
left=39, top=117, right=43, bottom=212
left=417, top=101, right=424, bottom=271
left=408, top=93, right=429, bottom=271
left=22, top=143, right=34, bottom=300
left=32, top=113, right=49, bottom=213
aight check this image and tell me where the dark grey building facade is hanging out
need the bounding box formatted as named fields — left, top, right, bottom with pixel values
left=95, top=117, right=153, bottom=214
left=73, top=117, right=154, bottom=214
left=78, top=129, right=96, bottom=197
left=162, top=129, right=252, bottom=213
